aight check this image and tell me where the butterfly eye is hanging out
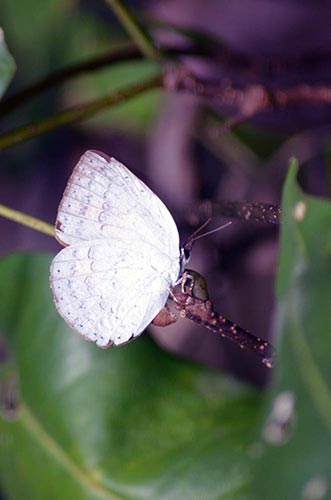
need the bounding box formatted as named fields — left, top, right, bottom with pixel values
left=180, top=247, right=191, bottom=271
left=184, top=248, right=191, bottom=262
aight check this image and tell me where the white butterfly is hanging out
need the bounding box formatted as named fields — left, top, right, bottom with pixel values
left=50, top=150, right=187, bottom=347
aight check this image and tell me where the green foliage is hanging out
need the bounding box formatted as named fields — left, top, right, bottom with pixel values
left=1, top=165, right=331, bottom=498
left=0, top=0, right=77, bottom=78
left=69, top=60, right=161, bottom=133
left=251, top=160, right=331, bottom=499
left=0, top=28, right=15, bottom=98
left=0, top=254, right=258, bottom=500
left=0, top=1, right=160, bottom=132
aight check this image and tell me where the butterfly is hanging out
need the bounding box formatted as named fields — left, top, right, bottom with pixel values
left=50, top=150, right=188, bottom=347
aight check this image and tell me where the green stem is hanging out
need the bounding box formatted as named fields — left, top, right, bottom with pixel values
left=105, top=0, right=162, bottom=61
left=0, top=74, right=162, bottom=151
left=0, top=203, right=54, bottom=237
left=0, top=45, right=201, bottom=119
left=0, top=44, right=142, bottom=119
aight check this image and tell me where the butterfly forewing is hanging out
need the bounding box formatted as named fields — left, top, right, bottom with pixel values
left=55, top=150, right=179, bottom=257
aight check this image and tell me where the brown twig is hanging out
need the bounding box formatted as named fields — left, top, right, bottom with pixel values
left=172, top=288, right=275, bottom=368
left=185, top=200, right=281, bottom=226
left=164, top=67, right=331, bottom=125
left=0, top=45, right=206, bottom=119
left=3, top=58, right=331, bottom=150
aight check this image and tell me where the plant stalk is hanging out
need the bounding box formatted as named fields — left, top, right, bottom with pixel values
left=0, top=204, right=54, bottom=237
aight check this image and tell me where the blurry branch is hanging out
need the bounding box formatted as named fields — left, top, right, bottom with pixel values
left=172, top=270, right=275, bottom=368
left=3, top=59, right=331, bottom=150
left=164, top=68, right=331, bottom=129
left=0, top=45, right=144, bottom=118
left=0, top=203, right=54, bottom=237
left=0, top=44, right=204, bottom=119
left=2, top=20, right=331, bottom=124
left=0, top=74, right=162, bottom=151
left=185, top=200, right=281, bottom=226
left=105, top=0, right=161, bottom=60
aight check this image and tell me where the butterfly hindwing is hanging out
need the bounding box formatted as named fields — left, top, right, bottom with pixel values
left=51, top=239, right=179, bottom=346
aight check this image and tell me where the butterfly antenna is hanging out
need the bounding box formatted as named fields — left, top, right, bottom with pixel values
left=187, top=217, right=212, bottom=243
left=190, top=221, right=232, bottom=243
left=182, top=220, right=232, bottom=267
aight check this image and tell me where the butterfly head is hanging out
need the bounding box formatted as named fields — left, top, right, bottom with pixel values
left=179, top=243, right=192, bottom=275
left=179, top=219, right=232, bottom=275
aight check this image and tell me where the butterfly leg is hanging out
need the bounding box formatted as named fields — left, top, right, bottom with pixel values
left=173, top=271, right=195, bottom=294
left=180, top=269, right=209, bottom=300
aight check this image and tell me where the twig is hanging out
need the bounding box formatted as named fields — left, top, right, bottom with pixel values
left=185, top=200, right=281, bottom=226
left=0, top=45, right=142, bottom=118
left=0, top=45, right=204, bottom=119
left=172, top=286, right=275, bottom=368
left=2, top=27, right=331, bottom=127
left=0, top=203, right=54, bottom=237
left=105, top=0, right=161, bottom=61
left=164, top=67, right=331, bottom=124
left=4, top=63, right=331, bottom=150
left=0, top=74, right=162, bottom=151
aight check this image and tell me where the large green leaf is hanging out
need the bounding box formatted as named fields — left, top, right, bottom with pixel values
left=251, top=161, right=331, bottom=499
left=0, top=253, right=259, bottom=500
left=0, top=28, right=15, bottom=98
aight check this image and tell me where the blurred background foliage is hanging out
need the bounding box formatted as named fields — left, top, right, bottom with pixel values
left=1, top=1, right=331, bottom=499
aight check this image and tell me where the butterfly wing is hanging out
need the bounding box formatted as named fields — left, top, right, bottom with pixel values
left=55, top=150, right=180, bottom=258
left=50, top=150, right=180, bottom=346
left=51, top=238, right=178, bottom=346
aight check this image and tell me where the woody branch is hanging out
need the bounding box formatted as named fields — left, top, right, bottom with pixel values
left=172, top=288, right=275, bottom=368
left=163, top=66, right=331, bottom=124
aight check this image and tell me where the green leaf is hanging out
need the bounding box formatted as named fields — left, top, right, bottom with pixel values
left=68, top=59, right=161, bottom=133
left=251, top=160, right=331, bottom=499
left=0, top=0, right=73, bottom=77
left=0, top=28, right=15, bottom=98
left=0, top=253, right=259, bottom=500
